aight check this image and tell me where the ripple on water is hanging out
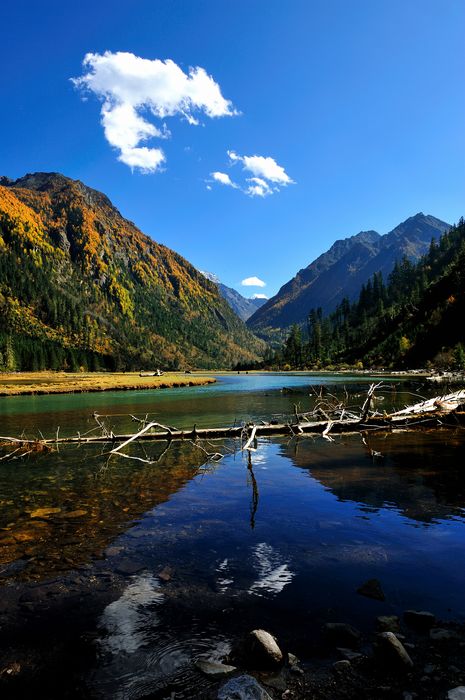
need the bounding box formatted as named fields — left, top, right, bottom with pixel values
left=94, top=570, right=231, bottom=699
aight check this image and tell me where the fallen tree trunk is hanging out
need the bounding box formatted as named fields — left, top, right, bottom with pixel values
left=1, top=390, right=464, bottom=449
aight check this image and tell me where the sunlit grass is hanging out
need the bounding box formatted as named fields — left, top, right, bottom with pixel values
left=0, top=371, right=216, bottom=396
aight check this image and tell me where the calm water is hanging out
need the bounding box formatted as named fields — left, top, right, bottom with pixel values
left=1, top=373, right=464, bottom=698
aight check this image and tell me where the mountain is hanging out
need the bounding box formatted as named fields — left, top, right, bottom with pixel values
left=201, top=271, right=267, bottom=321
left=0, top=172, right=265, bottom=371
left=279, top=218, right=465, bottom=369
left=247, top=213, right=450, bottom=340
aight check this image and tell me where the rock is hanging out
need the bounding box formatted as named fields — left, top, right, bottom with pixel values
left=376, top=632, right=413, bottom=669
left=0, top=662, right=21, bottom=678
left=242, top=629, right=283, bottom=669
left=218, top=674, right=273, bottom=700
left=356, top=578, right=385, bottom=601
left=287, top=653, right=299, bottom=667
left=323, top=622, right=361, bottom=648
left=423, top=663, right=436, bottom=674
left=403, top=610, right=436, bottom=631
left=195, top=660, right=236, bottom=677
left=430, top=628, right=460, bottom=641
left=262, top=673, right=287, bottom=691
left=30, top=507, right=61, bottom=518
left=336, top=647, right=363, bottom=661
left=333, top=660, right=351, bottom=672
left=290, top=665, right=303, bottom=675
left=448, top=688, right=465, bottom=700
left=376, top=615, right=400, bottom=633
left=158, top=565, right=174, bottom=582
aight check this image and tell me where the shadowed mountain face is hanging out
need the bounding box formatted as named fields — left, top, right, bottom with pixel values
left=0, top=173, right=265, bottom=370
left=201, top=271, right=267, bottom=321
left=247, top=214, right=450, bottom=338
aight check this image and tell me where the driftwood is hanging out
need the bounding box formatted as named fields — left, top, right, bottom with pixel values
left=1, top=390, right=464, bottom=460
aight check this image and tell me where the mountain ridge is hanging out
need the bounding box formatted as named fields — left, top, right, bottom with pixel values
left=247, top=213, right=450, bottom=338
left=0, top=172, right=265, bottom=370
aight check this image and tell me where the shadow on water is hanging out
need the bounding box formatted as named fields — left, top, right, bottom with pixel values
left=285, top=429, right=465, bottom=523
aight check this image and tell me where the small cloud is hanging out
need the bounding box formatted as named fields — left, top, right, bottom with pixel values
left=72, top=51, right=238, bottom=173
left=210, top=150, right=294, bottom=197
left=231, top=152, right=294, bottom=185
left=241, top=276, right=266, bottom=287
left=246, top=177, right=273, bottom=197
left=211, top=171, right=237, bottom=187
left=251, top=293, right=268, bottom=299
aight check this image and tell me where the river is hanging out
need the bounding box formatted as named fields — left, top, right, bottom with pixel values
left=1, top=373, right=464, bottom=698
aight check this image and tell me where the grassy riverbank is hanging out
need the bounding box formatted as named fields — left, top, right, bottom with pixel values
left=0, top=371, right=216, bottom=396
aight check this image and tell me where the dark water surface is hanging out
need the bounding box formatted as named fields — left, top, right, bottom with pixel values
left=1, top=374, right=465, bottom=698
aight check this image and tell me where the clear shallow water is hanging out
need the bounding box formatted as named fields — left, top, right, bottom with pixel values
left=1, top=374, right=464, bottom=698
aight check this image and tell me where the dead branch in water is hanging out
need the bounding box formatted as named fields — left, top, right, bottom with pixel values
left=1, top=389, right=464, bottom=465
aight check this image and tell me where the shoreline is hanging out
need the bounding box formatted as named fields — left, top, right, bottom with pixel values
left=0, top=371, right=216, bottom=397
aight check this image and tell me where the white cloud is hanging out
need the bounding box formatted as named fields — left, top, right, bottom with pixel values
left=73, top=51, right=237, bottom=173
left=233, top=153, right=294, bottom=185
left=210, top=150, right=294, bottom=197
left=211, top=171, right=237, bottom=187
left=241, top=276, right=266, bottom=287
left=251, top=293, right=268, bottom=299
left=246, top=177, right=273, bottom=197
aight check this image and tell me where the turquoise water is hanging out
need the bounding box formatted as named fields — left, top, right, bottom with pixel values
left=0, top=373, right=464, bottom=698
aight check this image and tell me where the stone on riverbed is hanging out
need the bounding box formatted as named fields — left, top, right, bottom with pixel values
left=218, top=674, right=273, bottom=700
left=403, top=610, right=436, bottom=631
left=430, top=628, right=460, bottom=641
left=448, top=688, right=465, bottom=700
left=356, top=578, right=385, bottom=601
left=376, top=615, right=400, bottom=633
left=323, top=622, right=361, bottom=648
left=241, top=629, right=283, bottom=669
left=333, top=659, right=351, bottom=672
left=376, top=632, right=413, bottom=669
left=195, top=659, right=237, bottom=677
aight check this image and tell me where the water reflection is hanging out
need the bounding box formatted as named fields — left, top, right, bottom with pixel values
left=285, top=430, right=465, bottom=523
left=246, top=451, right=259, bottom=529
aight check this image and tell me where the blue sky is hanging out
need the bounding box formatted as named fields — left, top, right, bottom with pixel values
left=1, top=0, right=464, bottom=298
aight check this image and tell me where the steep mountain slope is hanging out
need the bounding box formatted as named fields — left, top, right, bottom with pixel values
left=291, top=218, right=465, bottom=369
left=248, top=214, right=450, bottom=339
left=201, top=271, right=267, bottom=321
left=0, top=173, right=265, bottom=370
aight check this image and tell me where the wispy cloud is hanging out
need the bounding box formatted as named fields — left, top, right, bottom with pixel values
left=209, top=150, right=294, bottom=197
left=211, top=171, right=237, bottom=187
left=241, top=276, right=266, bottom=287
left=72, top=51, right=237, bottom=173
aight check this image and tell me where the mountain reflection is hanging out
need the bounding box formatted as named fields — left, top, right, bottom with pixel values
left=284, top=431, right=465, bottom=524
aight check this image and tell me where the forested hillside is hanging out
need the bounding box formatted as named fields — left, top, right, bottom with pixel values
left=0, top=173, right=265, bottom=371
left=278, top=218, right=465, bottom=369
left=248, top=213, right=450, bottom=341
